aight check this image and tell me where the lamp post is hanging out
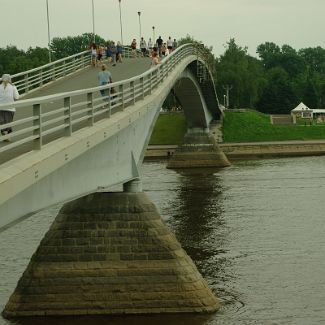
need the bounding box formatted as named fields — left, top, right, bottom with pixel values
left=91, top=0, right=95, bottom=43
left=137, top=11, right=142, bottom=41
left=152, top=26, right=155, bottom=44
left=118, top=0, right=123, bottom=45
left=46, top=0, right=51, bottom=63
left=223, top=95, right=226, bottom=108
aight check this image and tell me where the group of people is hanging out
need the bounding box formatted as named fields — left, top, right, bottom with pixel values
left=132, top=36, right=178, bottom=59
left=0, top=36, right=179, bottom=139
left=90, top=41, right=123, bottom=67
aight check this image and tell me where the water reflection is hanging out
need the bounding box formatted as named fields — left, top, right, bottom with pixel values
left=2, top=158, right=325, bottom=325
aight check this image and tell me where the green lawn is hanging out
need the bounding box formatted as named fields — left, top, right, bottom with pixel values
left=149, top=110, right=325, bottom=145
left=149, top=113, right=187, bottom=145
left=223, top=110, right=325, bottom=142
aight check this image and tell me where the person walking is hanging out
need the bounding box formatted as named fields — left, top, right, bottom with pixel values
left=110, top=41, right=117, bottom=66
left=167, top=36, right=174, bottom=54
left=148, top=38, right=154, bottom=56
left=0, top=74, right=19, bottom=141
left=90, top=43, right=97, bottom=66
left=156, top=36, right=163, bottom=57
left=140, top=37, right=147, bottom=57
left=173, top=38, right=178, bottom=50
left=105, top=41, right=112, bottom=64
left=151, top=52, right=161, bottom=66
left=98, top=64, right=112, bottom=100
left=131, top=39, right=137, bottom=58
left=116, top=41, right=123, bottom=63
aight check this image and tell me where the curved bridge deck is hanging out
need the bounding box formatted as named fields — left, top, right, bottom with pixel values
left=0, top=58, right=151, bottom=165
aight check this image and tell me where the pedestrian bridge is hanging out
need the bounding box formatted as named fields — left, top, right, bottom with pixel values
left=0, top=44, right=223, bottom=230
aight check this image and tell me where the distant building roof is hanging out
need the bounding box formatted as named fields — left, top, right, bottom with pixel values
left=291, top=102, right=312, bottom=112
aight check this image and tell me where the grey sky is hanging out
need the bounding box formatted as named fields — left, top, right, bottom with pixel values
left=2, top=0, right=325, bottom=56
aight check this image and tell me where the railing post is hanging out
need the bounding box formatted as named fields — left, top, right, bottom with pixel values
left=63, top=60, right=66, bottom=76
left=156, top=68, right=160, bottom=86
left=24, top=74, right=29, bottom=93
left=107, top=93, right=112, bottom=118
left=52, top=63, right=56, bottom=81
left=33, top=103, right=42, bottom=150
left=87, top=92, right=94, bottom=126
left=119, top=84, right=125, bottom=110
left=64, top=96, right=72, bottom=136
left=140, top=77, right=144, bottom=99
left=131, top=81, right=135, bottom=105
left=149, top=72, right=152, bottom=94
left=40, top=69, right=43, bottom=87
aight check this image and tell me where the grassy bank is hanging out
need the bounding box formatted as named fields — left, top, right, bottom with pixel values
left=149, top=110, right=325, bottom=145
left=149, top=113, right=187, bottom=145
left=223, top=110, right=325, bottom=142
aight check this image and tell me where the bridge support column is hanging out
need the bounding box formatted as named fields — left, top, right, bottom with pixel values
left=3, top=191, right=219, bottom=318
left=167, top=128, right=230, bottom=168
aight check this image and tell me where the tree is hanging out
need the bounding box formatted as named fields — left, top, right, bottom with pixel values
left=302, top=75, right=318, bottom=108
left=215, top=38, right=265, bottom=108
left=50, top=33, right=106, bottom=59
left=256, top=67, right=297, bottom=114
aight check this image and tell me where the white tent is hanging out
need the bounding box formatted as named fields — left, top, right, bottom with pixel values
left=291, top=102, right=312, bottom=112
left=291, top=102, right=313, bottom=123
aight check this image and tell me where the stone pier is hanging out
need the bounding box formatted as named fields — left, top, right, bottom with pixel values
left=3, top=191, right=219, bottom=318
left=167, top=129, right=230, bottom=168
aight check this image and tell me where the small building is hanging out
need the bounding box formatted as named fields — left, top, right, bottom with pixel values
left=291, top=102, right=325, bottom=124
left=291, top=102, right=313, bottom=124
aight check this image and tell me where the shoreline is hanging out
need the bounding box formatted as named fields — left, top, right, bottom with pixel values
left=145, top=140, right=325, bottom=160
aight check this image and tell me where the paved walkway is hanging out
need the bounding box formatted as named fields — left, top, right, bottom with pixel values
left=23, top=58, right=152, bottom=99
left=0, top=58, right=151, bottom=165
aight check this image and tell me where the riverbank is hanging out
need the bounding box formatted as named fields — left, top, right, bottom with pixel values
left=145, top=140, right=325, bottom=160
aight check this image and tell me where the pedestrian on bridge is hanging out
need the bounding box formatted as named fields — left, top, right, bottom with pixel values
left=98, top=64, right=112, bottom=100
left=151, top=52, right=161, bottom=66
left=156, top=36, right=163, bottom=57
left=0, top=74, right=19, bottom=140
left=140, top=37, right=147, bottom=57
left=131, top=39, right=137, bottom=58
left=116, top=41, right=123, bottom=63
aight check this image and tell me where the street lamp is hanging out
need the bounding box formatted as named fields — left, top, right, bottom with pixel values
left=137, top=11, right=142, bottom=41
left=152, top=26, right=155, bottom=44
left=46, top=0, right=51, bottom=62
left=223, top=94, right=226, bottom=108
left=118, top=0, right=124, bottom=45
left=91, top=0, right=95, bottom=43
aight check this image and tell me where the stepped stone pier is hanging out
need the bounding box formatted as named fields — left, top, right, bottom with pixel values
left=167, top=129, right=230, bottom=168
left=3, top=191, right=219, bottom=318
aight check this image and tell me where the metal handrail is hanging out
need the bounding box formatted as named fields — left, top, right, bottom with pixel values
left=0, top=43, right=212, bottom=160
left=0, top=46, right=139, bottom=96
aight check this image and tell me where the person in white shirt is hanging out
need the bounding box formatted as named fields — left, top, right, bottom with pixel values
left=0, top=74, right=19, bottom=139
left=148, top=38, right=154, bottom=56
left=140, top=37, right=147, bottom=57
left=167, top=36, right=174, bottom=54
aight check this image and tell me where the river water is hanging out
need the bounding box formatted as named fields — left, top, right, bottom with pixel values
left=1, top=157, right=325, bottom=325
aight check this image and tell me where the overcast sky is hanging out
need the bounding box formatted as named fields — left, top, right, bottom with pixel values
left=1, top=0, right=325, bottom=57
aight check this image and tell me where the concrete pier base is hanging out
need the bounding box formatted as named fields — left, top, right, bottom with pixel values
left=2, top=192, right=219, bottom=318
left=167, top=131, right=230, bottom=168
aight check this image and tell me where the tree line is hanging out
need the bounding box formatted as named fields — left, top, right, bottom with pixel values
left=1, top=34, right=325, bottom=114
left=215, top=38, right=325, bottom=113
left=0, top=33, right=104, bottom=77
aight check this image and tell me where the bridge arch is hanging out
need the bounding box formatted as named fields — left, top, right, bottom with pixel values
left=0, top=44, right=225, bottom=229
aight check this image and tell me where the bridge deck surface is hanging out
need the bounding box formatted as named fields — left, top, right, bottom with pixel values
left=0, top=58, right=151, bottom=165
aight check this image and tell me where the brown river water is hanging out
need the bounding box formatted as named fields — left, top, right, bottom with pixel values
left=1, top=157, right=325, bottom=325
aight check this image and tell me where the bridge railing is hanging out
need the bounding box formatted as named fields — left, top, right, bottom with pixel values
left=0, top=46, right=139, bottom=97
left=0, top=44, right=206, bottom=161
